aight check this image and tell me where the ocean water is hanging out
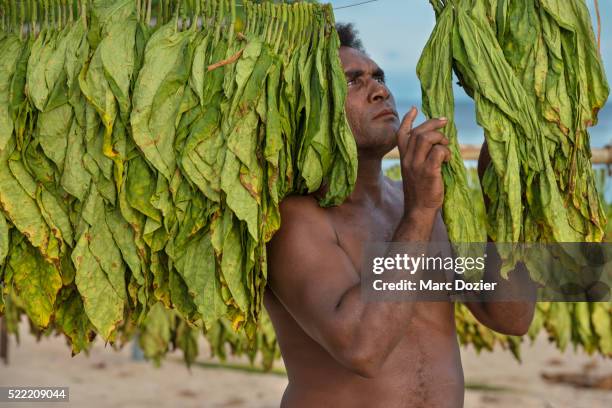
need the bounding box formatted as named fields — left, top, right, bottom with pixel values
left=385, top=100, right=612, bottom=201
left=394, top=99, right=612, bottom=148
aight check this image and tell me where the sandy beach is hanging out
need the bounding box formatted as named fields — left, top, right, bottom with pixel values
left=0, top=320, right=610, bottom=408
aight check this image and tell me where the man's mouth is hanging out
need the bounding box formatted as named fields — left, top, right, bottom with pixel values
left=373, top=108, right=398, bottom=120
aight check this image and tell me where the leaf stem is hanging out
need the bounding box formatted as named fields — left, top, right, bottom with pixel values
left=228, top=0, right=236, bottom=46
left=19, top=0, right=25, bottom=39
left=173, top=0, right=180, bottom=31
left=594, top=0, right=601, bottom=54
left=81, top=0, right=87, bottom=29
left=146, top=0, right=152, bottom=26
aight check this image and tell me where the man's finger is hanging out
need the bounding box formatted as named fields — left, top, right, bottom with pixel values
left=397, top=106, right=418, bottom=154
left=413, top=131, right=449, bottom=165
left=411, top=117, right=448, bottom=135
left=427, top=145, right=452, bottom=171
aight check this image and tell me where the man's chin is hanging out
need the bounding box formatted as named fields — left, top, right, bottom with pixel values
left=356, top=138, right=397, bottom=158
left=378, top=121, right=400, bottom=135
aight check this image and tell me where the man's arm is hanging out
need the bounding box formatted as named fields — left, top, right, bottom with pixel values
left=463, top=141, right=536, bottom=336
left=267, top=197, right=434, bottom=378
left=267, top=109, right=451, bottom=378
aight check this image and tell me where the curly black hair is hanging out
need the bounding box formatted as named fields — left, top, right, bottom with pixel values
left=335, top=22, right=366, bottom=53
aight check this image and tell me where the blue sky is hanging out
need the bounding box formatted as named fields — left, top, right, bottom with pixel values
left=329, top=0, right=612, bottom=103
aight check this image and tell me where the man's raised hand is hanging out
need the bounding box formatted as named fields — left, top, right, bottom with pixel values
left=396, top=107, right=451, bottom=218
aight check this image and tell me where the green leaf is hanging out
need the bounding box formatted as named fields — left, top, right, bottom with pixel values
left=130, top=24, right=194, bottom=180
left=9, top=238, right=62, bottom=328
left=175, top=230, right=227, bottom=330
left=54, top=286, right=95, bottom=355
left=73, top=228, right=124, bottom=341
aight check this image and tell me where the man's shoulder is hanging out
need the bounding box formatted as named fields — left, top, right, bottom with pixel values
left=275, top=194, right=336, bottom=241
left=268, top=195, right=338, bottom=279
left=279, top=194, right=322, bottom=212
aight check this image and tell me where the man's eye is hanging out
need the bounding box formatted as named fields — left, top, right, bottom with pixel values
left=347, top=79, right=357, bottom=86
left=375, top=76, right=386, bottom=84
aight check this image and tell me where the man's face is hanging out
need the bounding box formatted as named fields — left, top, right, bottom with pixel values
left=339, top=46, right=400, bottom=154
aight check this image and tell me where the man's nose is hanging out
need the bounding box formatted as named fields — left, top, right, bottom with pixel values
left=368, top=79, right=390, bottom=103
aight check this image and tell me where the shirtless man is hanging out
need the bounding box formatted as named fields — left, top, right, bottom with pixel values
left=264, top=24, right=535, bottom=408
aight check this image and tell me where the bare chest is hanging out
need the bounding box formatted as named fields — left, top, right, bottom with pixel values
left=327, top=201, right=404, bottom=274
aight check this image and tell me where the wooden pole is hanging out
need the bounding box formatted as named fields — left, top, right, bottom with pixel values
left=0, top=316, right=8, bottom=365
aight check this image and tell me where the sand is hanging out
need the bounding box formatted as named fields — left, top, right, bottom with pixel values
left=0, top=320, right=610, bottom=408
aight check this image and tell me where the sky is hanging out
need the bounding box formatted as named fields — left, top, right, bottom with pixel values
left=329, top=0, right=612, bottom=104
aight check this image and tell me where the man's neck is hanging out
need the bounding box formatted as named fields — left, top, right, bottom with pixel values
left=346, top=155, right=386, bottom=205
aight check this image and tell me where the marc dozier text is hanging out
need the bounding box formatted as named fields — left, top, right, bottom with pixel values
left=370, top=253, right=498, bottom=292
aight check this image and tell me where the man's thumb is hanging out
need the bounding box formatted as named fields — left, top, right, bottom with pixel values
left=397, top=106, right=418, bottom=151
